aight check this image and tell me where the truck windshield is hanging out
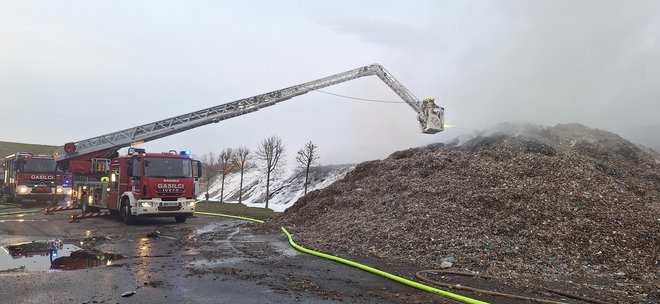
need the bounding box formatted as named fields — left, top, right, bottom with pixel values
left=143, top=157, right=192, bottom=178
left=21, top=159, right=57, bottom=173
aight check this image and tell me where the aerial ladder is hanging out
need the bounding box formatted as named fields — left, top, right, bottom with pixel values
left=54, top=63, right=444, bottom=167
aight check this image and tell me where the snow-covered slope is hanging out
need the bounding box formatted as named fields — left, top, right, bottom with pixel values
left=202, top=164, right=353, bottom=211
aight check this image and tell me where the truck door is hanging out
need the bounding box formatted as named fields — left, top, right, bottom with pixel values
left=108, top=163, right=120, bottom=210
left=192, top=160, right=202, bottom=198
left=128, top=156, right=142, bottom=197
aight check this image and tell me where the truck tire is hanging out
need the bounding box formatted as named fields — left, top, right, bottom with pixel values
left=174, top=216, right=187, bottom=223
left=121, top=199, right=137, bottom=225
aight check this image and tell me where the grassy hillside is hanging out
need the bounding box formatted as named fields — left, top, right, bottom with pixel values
left=195, top=201, right=276, bottom=220
left=0, top=141, right=58, bottom=158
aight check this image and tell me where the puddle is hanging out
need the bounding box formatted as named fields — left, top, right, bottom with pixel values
left=0, top=241, right=124, bottom=271
left=190, top=257, right=246, bottom=267
left=195, top=221, right=243, bottom=235
left=195, top=222, right=224, bottom=234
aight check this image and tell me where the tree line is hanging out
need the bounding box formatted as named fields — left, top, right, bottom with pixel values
left=198, top=135, right=318, bottom=209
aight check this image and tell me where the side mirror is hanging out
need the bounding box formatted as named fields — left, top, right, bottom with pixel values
left=196, top=161, right=203, bottom=178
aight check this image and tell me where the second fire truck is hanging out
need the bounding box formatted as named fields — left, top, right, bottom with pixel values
left=3, top=152, right=72, bottom=204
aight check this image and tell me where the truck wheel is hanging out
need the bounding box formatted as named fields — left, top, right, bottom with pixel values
left=121, top=199, right=137, bottom=225
left=174, top=216, right=187, bottom=223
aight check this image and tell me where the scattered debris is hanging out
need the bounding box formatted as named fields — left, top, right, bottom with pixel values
left=50, top=239, right=64, bottom=251
left=142, top=280, right=167, bottom=288
left=146, top=231, right=161, bottom=238
left=120, top=290, right=136, bottom=297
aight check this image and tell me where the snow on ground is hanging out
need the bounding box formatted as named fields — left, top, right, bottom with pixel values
left=201, top=164, right=353, bottom=212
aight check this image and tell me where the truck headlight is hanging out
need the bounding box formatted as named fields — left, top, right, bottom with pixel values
left=19, top=186, right=28, bottom=193
left=56, top=187, right=63, bottom=193
left=140, top=202, right=153, bottom=207
left=65, top=188, right=72, bottom=195
left=186, top=200, right=196, bottom=206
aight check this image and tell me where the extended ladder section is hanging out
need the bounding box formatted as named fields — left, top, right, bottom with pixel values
left=54, top=63, right=444, bottom=162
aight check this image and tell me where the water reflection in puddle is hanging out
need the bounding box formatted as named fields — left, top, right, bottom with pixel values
left=0, top=241, right=124, bottom=271
left=51, top=250, right=124, bottom=270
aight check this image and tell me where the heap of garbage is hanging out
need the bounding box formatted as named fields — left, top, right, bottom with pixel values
left=262, top=123, right=659, bottom=301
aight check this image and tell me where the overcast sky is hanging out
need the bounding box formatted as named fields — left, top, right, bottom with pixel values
left=1, top=0, right=658, bottom=166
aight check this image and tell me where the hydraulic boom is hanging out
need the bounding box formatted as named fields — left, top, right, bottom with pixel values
left=54, top=63, right=444, bottom=164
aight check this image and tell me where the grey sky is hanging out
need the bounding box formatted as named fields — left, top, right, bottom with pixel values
left=1, top=0, right=659, bottom=166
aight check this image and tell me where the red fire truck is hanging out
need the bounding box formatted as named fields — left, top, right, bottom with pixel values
left=64, top=147, right=201, bottom=224
left=3, top=152, right=72, bottom=204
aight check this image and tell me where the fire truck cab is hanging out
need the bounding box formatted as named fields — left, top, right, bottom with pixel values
left=3, top=152, right=72, bottom=204
left=73, top=148, right=202, bottom=224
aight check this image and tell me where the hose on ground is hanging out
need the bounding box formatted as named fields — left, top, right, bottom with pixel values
left=281, top=226, right=488, bottom=304
left=416, top=270, right=611, bottom=304
left=196, top=211, right=489, bottom=304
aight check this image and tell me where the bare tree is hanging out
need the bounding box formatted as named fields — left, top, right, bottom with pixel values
left=296, top=141, right=319, bottom=195
left=199, top=151, right=221, bottom=201
left=218, top=148, right=234, bottom=202
left=256, top=135, right=285, bottom=209
left=231, top=146, right=251, bottom=204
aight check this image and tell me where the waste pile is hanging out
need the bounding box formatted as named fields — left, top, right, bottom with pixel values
left=262, top=123, right=659, bottom=300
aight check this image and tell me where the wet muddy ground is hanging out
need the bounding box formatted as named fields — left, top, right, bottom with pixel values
left=0, top=203, right=455, bottom=304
